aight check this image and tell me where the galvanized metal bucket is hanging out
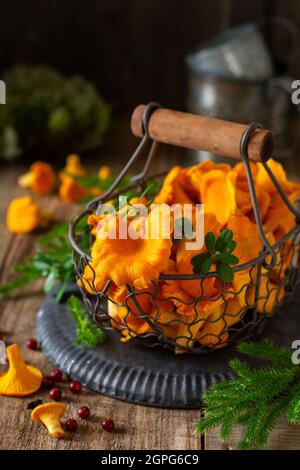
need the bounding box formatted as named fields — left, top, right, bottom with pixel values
left=185, top=19, right=299, bottom=161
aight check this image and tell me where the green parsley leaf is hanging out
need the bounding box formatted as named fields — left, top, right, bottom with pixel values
left=215, top=253, right=239, bottom=265
left=226, top=240, right=237, bottom=253
left=217, top=262, right=234, bottom=282
left=192, top=253, right=213, bottom=275
left=67, top=295, right=105, bottom=348
left=215, top=228, right=233, bottom=252
left=205, top=232, right=216, bottom=253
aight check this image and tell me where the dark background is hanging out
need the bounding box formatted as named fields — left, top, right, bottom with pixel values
left=0, top=0, right=299, bottom=112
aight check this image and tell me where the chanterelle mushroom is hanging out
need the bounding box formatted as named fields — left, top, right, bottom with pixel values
left=31, top=402, right=66, bottom=438
left=6, top=196, right=51, bottom=234
left=0, top=344, right=42, bottom=396
left=18, top=161, right=56, bottom=195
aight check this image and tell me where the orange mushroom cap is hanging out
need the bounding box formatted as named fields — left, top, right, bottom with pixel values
left=60, top=154, right=87, bottom=178
left=59, top=176, right=89, bottom=203
left=0, top=344, right=42, bottom=396
left=18, top=161, right=56, bottom=195
left=59, top=154, right=89, bottom=203
left=6, top=196, right=51, bottom=233
left=31, top=402, right=66, bottom=438
left=98, top=165, right=111, bottom=179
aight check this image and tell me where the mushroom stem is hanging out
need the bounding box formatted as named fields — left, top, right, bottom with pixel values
left=31, top=403, right=66, bottom=438
left=0, top=344, right=42, bottom=396
left=6, top=344, right=28, bottom=374
left=18, top=172, right=32, bottom=189
left=41, top=413, right=65, bottom=438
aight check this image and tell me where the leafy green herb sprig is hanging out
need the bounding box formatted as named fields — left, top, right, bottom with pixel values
left=0, top=221, right=89, bottom=302
left=195, top=339, right=300, bottom=450
left=69, top=172, right=122, bottom=192
left=71, top=174, right=160, bottom=203
left=114, top=179, right=160, bottom=213
left=70, top=173, right=130, bottom=204
left=67, top=295, right=105, bottom=348
left=191, top=229, right=239, bottom=282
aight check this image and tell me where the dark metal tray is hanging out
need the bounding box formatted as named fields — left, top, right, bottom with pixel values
left=37, top=284, right=300, bottom=409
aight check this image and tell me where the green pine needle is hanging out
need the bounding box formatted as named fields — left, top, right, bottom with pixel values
left=67, top=295, right=105, bottom=348
left=288, top=392, right=300, bottom=424
left=195, top=339, right=300, bottom=450
left=237, top=339, right=292, bottom=365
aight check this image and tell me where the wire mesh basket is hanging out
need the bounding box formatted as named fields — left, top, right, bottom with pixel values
left=69, top=103, right=300, bottom=354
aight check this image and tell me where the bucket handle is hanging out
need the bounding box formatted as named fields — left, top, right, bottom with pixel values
left=69, top=103, right=299, bottom=264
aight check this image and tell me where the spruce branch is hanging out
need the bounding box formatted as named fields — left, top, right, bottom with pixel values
left=238, top=339, right=292, bottom=365
left=288, top=390, right=300, bottom=424
left=250, top=394, right=292, bottom=449
left=195, top=339, right=300, bottom=450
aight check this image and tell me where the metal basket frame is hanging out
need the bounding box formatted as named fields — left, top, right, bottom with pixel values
left=69, top=102, right=300, bottom=353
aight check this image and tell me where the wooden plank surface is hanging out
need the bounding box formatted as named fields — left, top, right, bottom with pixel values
left=0, top=157, right=200, bottom=451
left=205, top=418, right=300, bottom=450
left=0, top=0, right=276, bottom=110
left=1, top=143, right=300, bottom=450
left=0, top=163, right=26, bottom=266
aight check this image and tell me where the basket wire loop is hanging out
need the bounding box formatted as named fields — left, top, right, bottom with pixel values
left=240, top=122, right=300, bottom=269
left=69, top=102, right=300, bottom=353
left=86, top=101, right=161, bottom=213
left=125, top=283, right=187, bottom=352
left=130, top=140, right=159, bottom=186
left=240, top=122, right=277, bottom=270
left=69, top=208, right=93, bottom=261
left=261, top=160, right=300, bottom=221
left=69, top=102, right=161, bottom=259
left=248, top=258, right=263, bottom=333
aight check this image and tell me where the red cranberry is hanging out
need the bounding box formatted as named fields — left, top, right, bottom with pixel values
left=78, top=405, right=90, bottom=420
left=26, top=338, right=38, bottom=350
left=69, top=380, right=81, bottom=394
left=102, top=417, right=114, bottom=432
left=42, top=376, right=56, bottom=389
left=65, top=419, right=78, bottom=432
left=50, top=368, right=63, bottom=382
left=49, top=387, right=62, bottom=401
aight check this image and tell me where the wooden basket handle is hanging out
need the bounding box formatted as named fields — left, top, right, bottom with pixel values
left=131, top=105, right=273, bottom=162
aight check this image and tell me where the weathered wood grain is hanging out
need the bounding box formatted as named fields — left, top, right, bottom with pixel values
left=1, top=139, right=300, bottom=450
left=0, top=163, right=26, bottom=266
left=205, top=418, right=300, bottom=450
left=0, top=251, right=200, bottom=449
left=0, top=163, right=200, bottom=451
left=1, top=0, right=289, bottom=110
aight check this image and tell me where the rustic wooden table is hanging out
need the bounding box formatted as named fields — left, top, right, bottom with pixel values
left=1, top=119, right=300, bottom=450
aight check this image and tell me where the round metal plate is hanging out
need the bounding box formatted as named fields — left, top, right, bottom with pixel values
left=37, top=284, right=300, bottom=409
